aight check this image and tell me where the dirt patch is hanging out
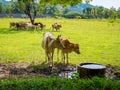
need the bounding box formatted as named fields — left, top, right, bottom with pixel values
left=0, top=62, right=120, bottom=80
left=106, top=64, right=120, bottom=80
left=0, top=62, right=76, bottom=79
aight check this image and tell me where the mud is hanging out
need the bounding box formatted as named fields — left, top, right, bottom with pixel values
left=0, top=62, right=120, bottom=80
left=0, top=62, right=76, bottom=79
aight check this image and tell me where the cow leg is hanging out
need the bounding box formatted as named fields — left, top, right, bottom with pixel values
left=57, top=49, right=60, bottom=62
left=61, top=52, right=65, bottom=66
left=66, top=53, right=69, bottom=65
left=51, top=50, right=54, bottom=66
left=48, top=53, right=51, bottom=62
left=47, top=53, right=52, bottom=67
left=45, top=51, right=49, bottom=62
left=48, top=52, right=53, bottom=67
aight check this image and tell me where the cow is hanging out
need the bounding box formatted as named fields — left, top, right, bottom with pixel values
left=57, top=36, right=80, bottom=65
left=15, top=22, right=27, bottom=30
left=34, top=22, right=46, bottom=30
left=10, top=22, right=16, bottom=28
left=26, top=22, right=32, bottom=30
left=26, top=22, right=41, bottom=30
left=41, top=32, right=65, bottom=66
left=52, top=23, right=62, bottom=31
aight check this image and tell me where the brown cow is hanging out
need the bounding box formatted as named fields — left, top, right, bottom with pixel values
left=10, top=22, right=16, bottom=28
left=57, top=36, right=80, bottom=65
left=52, top=23, right=62, bottom=31
left=30, top=24, right=40, bottom=30
left=16, top=22, right=27, bottom=30
left=26, top=22, right=42, bottom=30
left=34, top=22, right=46, bottom=30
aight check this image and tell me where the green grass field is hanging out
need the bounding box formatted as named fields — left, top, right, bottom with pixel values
left=0, top=18, right=120, bottom=66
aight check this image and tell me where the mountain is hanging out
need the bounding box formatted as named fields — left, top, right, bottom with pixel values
left=68, top=3, right=96, bottom=13
left=0, top=0, right=10, bottom=5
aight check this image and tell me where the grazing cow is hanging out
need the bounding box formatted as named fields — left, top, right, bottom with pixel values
left=16, top=22, right=27, bottom=30
left=26, top=22, right=32, bottom=30
left=57, top=36, right=80, bottom=65
left=52, top=23, right=62, bottom=31
left=34, top=22, right=46, bottom=30
left=41, top=32, right=65, bottom=66
left=26, top=22, right=41, bottom=30
left=10, top=22, right=16, bottom=28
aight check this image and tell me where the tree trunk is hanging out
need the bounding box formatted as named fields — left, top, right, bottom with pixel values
left=25, top=2, right=35, bottom=24
left=31, top=19, right=34, bottom=24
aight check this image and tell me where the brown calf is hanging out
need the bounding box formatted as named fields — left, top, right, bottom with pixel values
left=34, top=22, right=46, bottom=30
left=52, top=23, right=62, bottom=31
left=57, top=37, right=80, bottom=65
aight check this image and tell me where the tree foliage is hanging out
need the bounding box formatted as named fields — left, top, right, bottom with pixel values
left=15, top=0, right=83, bottom=24
left=117, top=7, right=120, bottom=18
left=82, top=6, right=118, bottom=19
left=39, top=0, right=82, bottom=6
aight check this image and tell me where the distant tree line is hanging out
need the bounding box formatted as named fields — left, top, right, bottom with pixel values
left=82, top=6, right=119, bottom=19
left=0, top=2, right=120, bottom=19
left=62, top=6, right=120, bottom=19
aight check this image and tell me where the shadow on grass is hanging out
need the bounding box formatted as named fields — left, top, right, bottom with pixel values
left=0, top=28, right=25, bottom=34
left=0, top=28, right=46, bottom=34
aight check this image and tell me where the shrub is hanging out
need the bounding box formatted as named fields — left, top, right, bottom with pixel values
left=63, top=11, right=81, bottom=18
left=0, top=77, right=120, bottom=90
left=76, top=16, right=81, bottom=19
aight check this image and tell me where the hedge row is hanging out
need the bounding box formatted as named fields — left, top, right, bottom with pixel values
left=0, top=77, right=120, bottom=90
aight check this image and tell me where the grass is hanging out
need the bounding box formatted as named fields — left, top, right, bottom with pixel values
left=0, top=18, right=120, bottom=66
left=0, top=77, right=120, bottom=90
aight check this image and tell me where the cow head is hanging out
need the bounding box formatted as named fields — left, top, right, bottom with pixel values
left=56, top=35, right=65, bottom=49
left=74, top=44, right=80, bottom=54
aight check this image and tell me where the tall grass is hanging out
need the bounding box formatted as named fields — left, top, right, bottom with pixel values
left=0, top=18, right=120, bottom=66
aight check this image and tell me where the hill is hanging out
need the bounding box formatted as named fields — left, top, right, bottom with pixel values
left=68, top=3, right=96, bottom=13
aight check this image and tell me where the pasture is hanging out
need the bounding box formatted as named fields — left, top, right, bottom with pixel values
left=0, top=18, right=120, bottom=66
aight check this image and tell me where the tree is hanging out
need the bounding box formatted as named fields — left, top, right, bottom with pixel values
left=83, top=7, right=96, bottom=19
left=117, top=7, right=120, bottom=18
left=62, top=7, right=71, bottom=14
left=38, top=4, right=60, bottom=16
left=84, top=0, right=92, bottom=4
left=15, top=0, right=92, bottom=24
left=109, top=7, right=117, bottom=20
left=0, top=2, right=2, bottom=13
left=16, top=0, right=37, bottom=24
left=96, top=6, right=106, bottom=19
left=11, top=1, right=25, bottom=14
left=64, top=11, right=81, bottom=18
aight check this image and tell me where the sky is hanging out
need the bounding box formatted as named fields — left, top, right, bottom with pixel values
left=5, top=0, right=120, bottom=9
left=89, top=0, right=120, bottom=9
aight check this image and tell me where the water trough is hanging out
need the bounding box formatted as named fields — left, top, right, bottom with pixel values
left=77, top=63, right=106, bottom=78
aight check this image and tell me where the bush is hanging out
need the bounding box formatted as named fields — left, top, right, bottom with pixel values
left=76, top=16, right=81, bottom=19
left=54, top=16, right=64, bottom=19
left=63, top=11, right=81, bottom=18
left=0, top=77, right=120, bottom=90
